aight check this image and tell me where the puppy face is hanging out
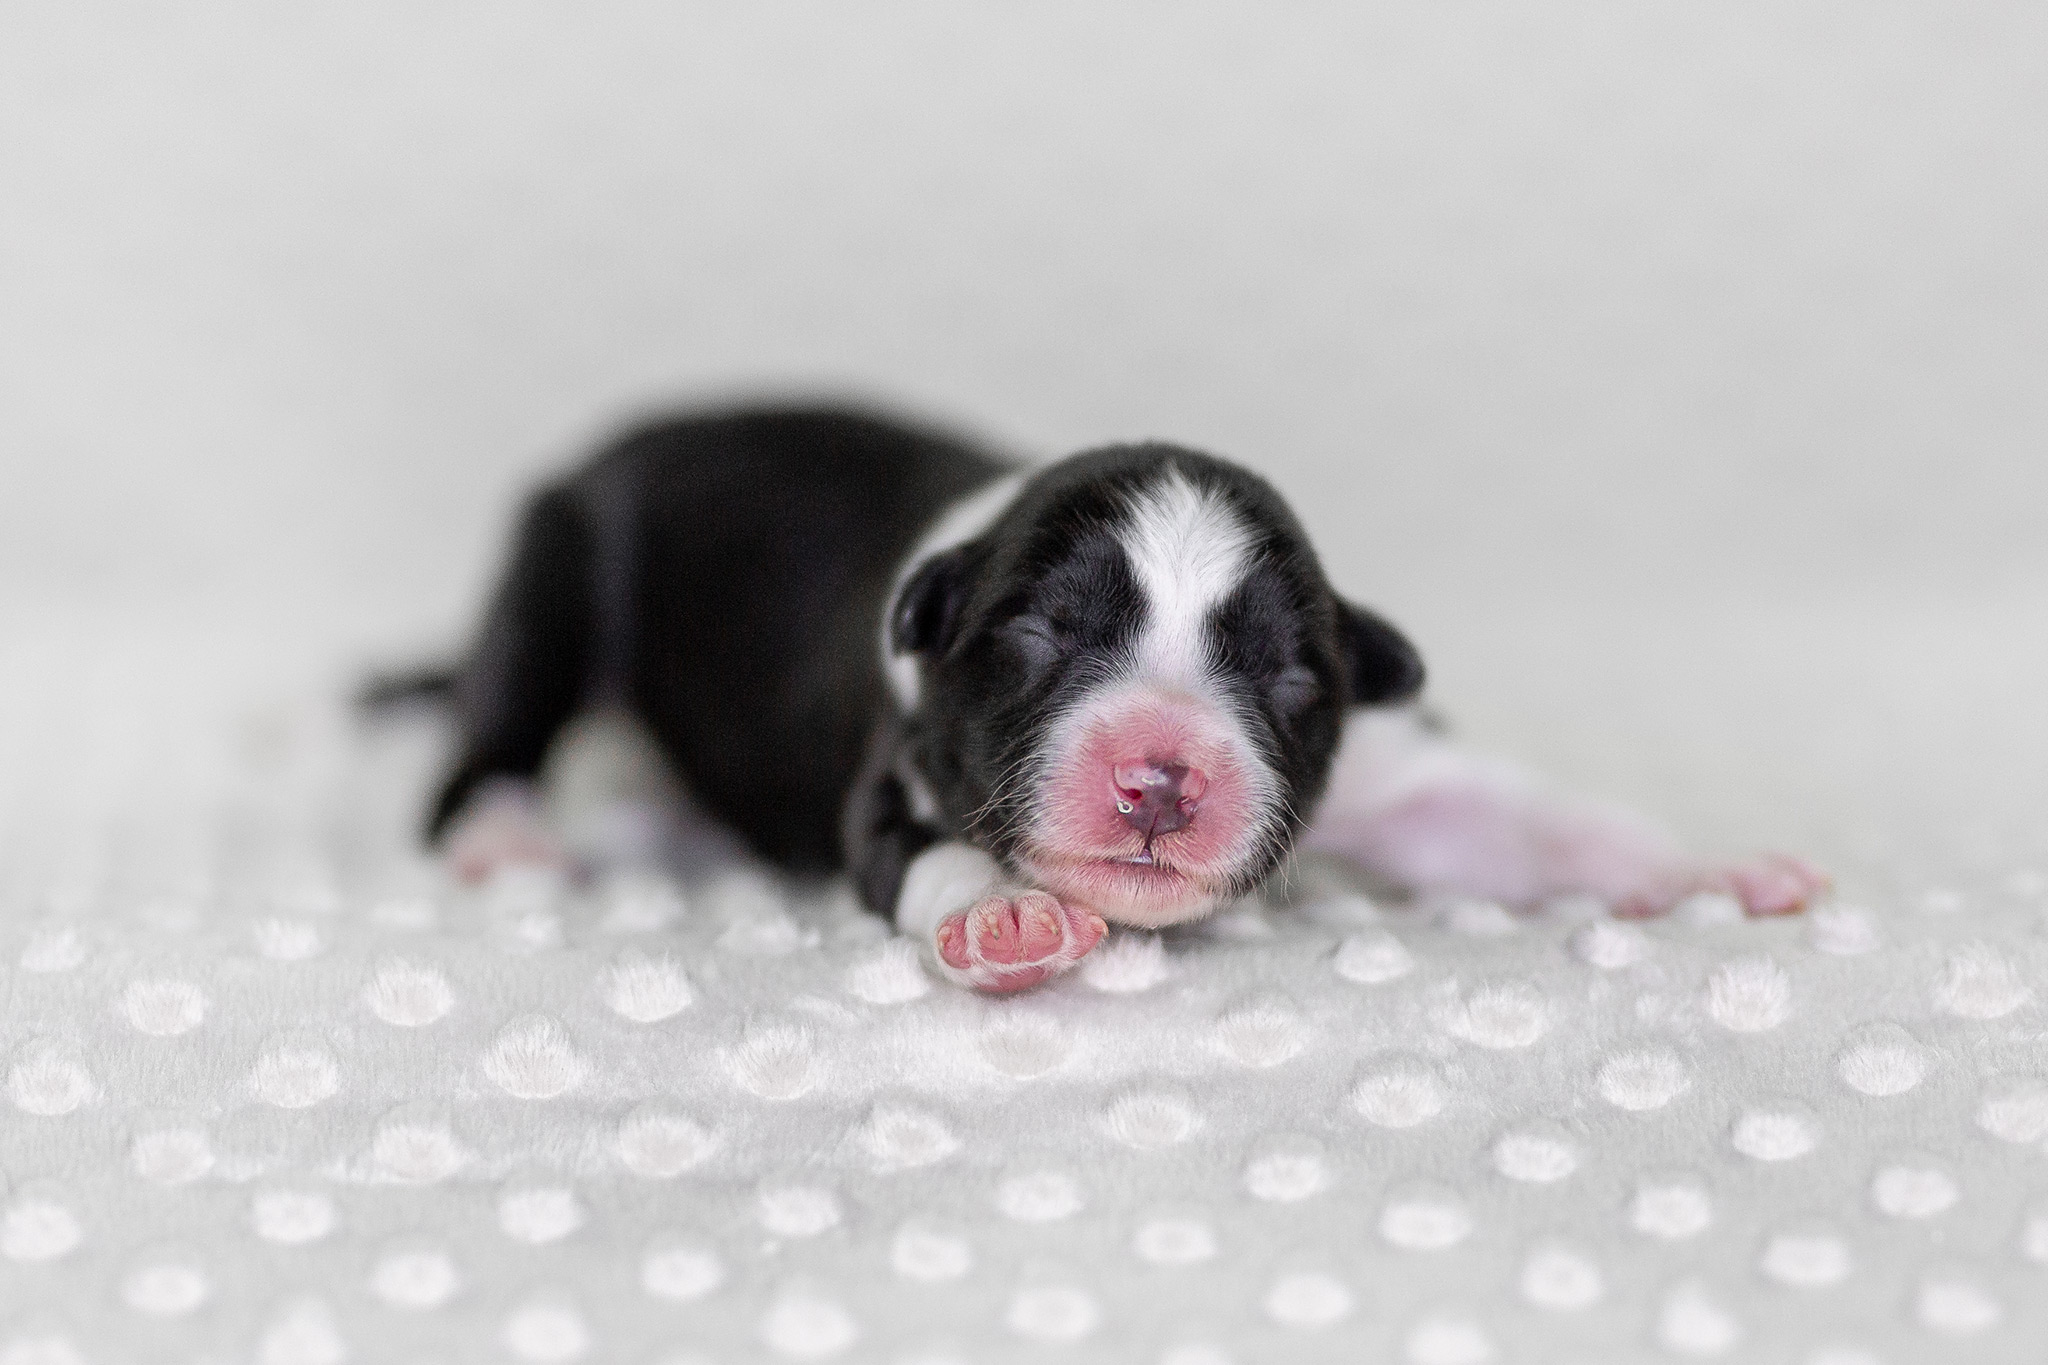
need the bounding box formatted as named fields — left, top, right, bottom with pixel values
left=889, top=446, right=1423, bottom=925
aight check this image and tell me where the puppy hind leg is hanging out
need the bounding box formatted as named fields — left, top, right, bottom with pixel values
left=430, top=483, right=598, bottom=882
left=1303, top=708, right=1826, bottom=917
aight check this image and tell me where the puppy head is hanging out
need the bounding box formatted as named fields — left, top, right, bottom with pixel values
left=889, top=445, right=1423, bottom=926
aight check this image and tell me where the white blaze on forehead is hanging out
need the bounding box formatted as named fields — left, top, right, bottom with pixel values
left=884, top=471, right=1030, bottom=708
left=1120, top=467, right=1257, bottom=686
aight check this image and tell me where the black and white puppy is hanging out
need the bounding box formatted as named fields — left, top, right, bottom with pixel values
left=419, top=404, right=1825, bottom=992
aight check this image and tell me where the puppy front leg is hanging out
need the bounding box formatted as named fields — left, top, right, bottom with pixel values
left=1303, top=709, right=1826, bottom=918
left=897, top=844, right=1106, bottom=993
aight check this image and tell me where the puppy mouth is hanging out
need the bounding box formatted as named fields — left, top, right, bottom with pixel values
left=1020, top=849, right=1230, bottom=927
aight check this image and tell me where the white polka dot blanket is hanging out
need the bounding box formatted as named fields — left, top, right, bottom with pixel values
left=2, top=622, right=2044, bottom=1365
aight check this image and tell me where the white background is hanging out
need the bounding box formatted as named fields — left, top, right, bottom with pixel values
left=4, top=2, right=2045, bottom=853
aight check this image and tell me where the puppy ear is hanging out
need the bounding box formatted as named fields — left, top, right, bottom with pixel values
left=890, top=548, right=971, bottom=656
left=1337, top=599, right=1425, bottom=706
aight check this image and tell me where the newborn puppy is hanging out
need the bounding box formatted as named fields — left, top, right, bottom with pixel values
left=421, top=404, right=1825, bottom=991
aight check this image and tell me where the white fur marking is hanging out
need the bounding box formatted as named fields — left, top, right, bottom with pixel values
left=895, top=841, right=1004, bottom=941
left=883, top=472, right=1030, bottom=708
left=1121, top=468, right=1256, bottom=686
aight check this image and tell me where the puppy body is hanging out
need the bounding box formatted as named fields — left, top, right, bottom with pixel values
left=429, top=404, right=1824, bottom=991
left=429, top=406, right=1000, bottom=874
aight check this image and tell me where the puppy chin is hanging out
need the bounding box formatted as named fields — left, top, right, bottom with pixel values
left=1021, top=854, right=1227, bottom=928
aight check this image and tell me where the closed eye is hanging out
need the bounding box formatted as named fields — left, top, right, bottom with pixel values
left=1269, top=664, right=1322, bottom=713
left=1001, top=615, right=1067, bottom=675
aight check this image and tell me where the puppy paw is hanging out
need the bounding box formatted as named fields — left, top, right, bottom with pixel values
left=1611, top=853, right=1829, bottom=920
left=933, top=891, right=1106, bottom=994
left=444, top=788, right=567, bottom=885
left=1719, top=852, right=1829, bottom=917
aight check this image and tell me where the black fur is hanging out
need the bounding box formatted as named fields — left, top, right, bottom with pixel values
left=425, top=406, right=1424, bottom=917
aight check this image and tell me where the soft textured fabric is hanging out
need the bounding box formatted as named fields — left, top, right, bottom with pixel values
left=2, top=615, right=2046, bottom=1365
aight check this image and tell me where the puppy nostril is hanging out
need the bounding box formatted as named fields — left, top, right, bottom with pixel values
left=1111, top=762, right=1196, bottom=836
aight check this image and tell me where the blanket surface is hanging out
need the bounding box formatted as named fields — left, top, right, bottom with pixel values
left=2, top=610, right=2044, bottom=1365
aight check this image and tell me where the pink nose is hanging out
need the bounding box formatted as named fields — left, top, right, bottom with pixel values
left=1113, top=761, right=1199, bottom=837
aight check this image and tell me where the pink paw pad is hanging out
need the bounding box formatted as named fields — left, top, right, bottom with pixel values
left=445, top=801, right=567, bottom=885
left=935, top=891, right=1106, bottom=994
left=1722, top=852, right=1830, bottom=917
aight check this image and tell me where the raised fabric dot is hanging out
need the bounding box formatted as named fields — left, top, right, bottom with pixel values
left=1657, top=1282, right=1740, bottom=1356
left=253, top=918, right=323, bottom=960
left=977, top=1014, right=1071, bottom=1079
left=857, top=1103, right=959, bottom=1170
left=1, top=1197, right=81, bottom=1262
left=1916, top=1277, right=2000, bottom=1333
left=8, top=1045, right=97, bottom=1116
left=131, top=1127, right=211, bottom=1184
left=1442, top=981, right=1549, bottom=1048
left=606, top=951, right=694, bottom=1022
left=1569, top=920, right=1647, bottom=969
left=642, top=1239, right=724, bottom=1300
left=1520, top=1245, right=1603, bottom=1310
left=1405, top=1317, right=1493, bottom=1364
left=363, top=959, right=453, bottom=1026
left=369, top=1248, right=459, bottom=1308
left=1083, top=933, right=1170, bottom=992
left=252, top=1190, right=335, bottom=1245
left=1760, top=1230, right=1851, bottom=1287
left=1244, top=1139, right=1329, bottom=1203
left=2022, top=1209, right=2048, bottom=1262
left=999, top=1171, right=1084, bottom=1221
left=122, top=979, right=207, bottom=1035
left=1598, top=1049, right=1691, bottom=1111
left=1352, top=1057, right=1446, bottom=1128
left=1632, top=1178, right=1713, bottom=1239
left=484, top=1015, right=586, bottom=1099
left=1213, top=997, right=1308, bottom=1067
left=503, top=1301, right=592, bottom=1362
left=1102, top=1090, right=1199, bottom=1149
left=1492, top=1127, right=1576, bottom=1183
left=1334, top=931, right=1414, bottom=983
left=1871, top=1162, right=1957, bottom=1218
left=498, top=1184, right=582, bottom=1243
left=759, top=1185, right=841, bottom=1238
left=842, top=939, right=929, bottom=1004
left=760, top=1289, right=858, bottom=1358
left=1705, top=955, right=1790, bottom=1032
left=617, top=1109, right=718, bottom=1177
left=727, top=1020, right=818, bottom=1100
left=250, top=1043, right=339, bottom=1109
left=1263, top=1272, right=1352, bottom=1328
left=1731, top=1108, right=1818, bottom=1161
left=258, top=1297, right=346, bottom=1365
left=597, top=876, right=686, bottom=933
left=1976, top=1079, right=2048, bottom=1142
left=1835, top=1023, right=1927, bottom=1096
left=891, top=1222, right=971, bottom=1281
left=1936, top=943, right=2030, bottom=1018
left=1380, top=1186, right=1471, bottom=1250
left=371, top=1117, right=470, bottom=1183
left=1007, top=1286, right=1099, bottom=1342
